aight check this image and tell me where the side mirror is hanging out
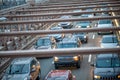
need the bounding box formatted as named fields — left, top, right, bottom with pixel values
left=31, top=65, right=36, bottom=73
left=90, top=63, right=94, bottom=67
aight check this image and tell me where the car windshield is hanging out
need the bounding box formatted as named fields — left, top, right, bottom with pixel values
left=50, top=27, right=62, bottom=30
left=6, top=64, right=29, bottom=74
left=99, top=20, right=111, bottom=24
left=96, top=58, right=120, bottom=68
left=102, top=36, right=118, bottom=43
left=57, top=43, right=77, bottom=48
left=36, top=38, right=51, bottom=46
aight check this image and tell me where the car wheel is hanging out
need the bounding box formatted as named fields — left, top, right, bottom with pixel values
left=36, top=71, right=41, bottom=80
left=55, top=64, right=59, bottom=69
left=85, top=40, right=88, bottom=43
left=76, top=62, right=80, bottom=68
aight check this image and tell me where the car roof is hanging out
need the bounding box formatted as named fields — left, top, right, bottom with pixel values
left=46, top=70, right=70, bottom=78
left=11, top=57, right=35, bottom=64
left=60, top=37, right=77, bottom=43
left=102, top=35, right=116, bottom=38
left=50, top=26, right=63, bottom=30
left=97, top=54, right=119, bottom=59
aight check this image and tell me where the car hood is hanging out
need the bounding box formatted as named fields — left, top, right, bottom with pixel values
left=49, top=34, right=62, bottom=38
left=2, top=74, right=28, bottom=80
left=59, top=22, right=70, bottom=25
left=36, top=46, right=51, bottom=49
left=98, top=24, right=112, bottom=28
left=101, top=43, right=118, bottom=48
left=94, top=68, right=120, bottom=75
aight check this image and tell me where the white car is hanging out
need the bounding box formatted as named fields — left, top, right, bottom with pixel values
left=100, top=35, right=119, bottom=48
left=97, top=20, right=113, bottom=35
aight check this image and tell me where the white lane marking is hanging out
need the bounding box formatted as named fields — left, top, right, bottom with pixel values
left=88, top=54, right=92, bottom=62
left=92, top=34, right=95, bottom=39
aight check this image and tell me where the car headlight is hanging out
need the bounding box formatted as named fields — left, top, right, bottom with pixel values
left=54, top=57, right=59, bottom=61
left=100, top=45, right=104, bottom=48
left=118, top=75, right=120, bottom=78
left=77, top=26, right=81, bottom=28
left=94, top=75, right=101, bottom=79
left=84, top=36, right=87, bottom=38
left=73, top=56, right=79, bottom=61
left=87, top=26, right=90, bottom=28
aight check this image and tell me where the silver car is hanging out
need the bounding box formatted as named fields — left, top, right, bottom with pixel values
left=100, top=35, right=119, bottom=48
left=2, top=57, right=41, bottom=80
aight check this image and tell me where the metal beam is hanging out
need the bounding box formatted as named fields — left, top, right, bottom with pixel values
left=42, top=0, right=116, bottom=5
left=16, top=4, right=120, bottom=12
left=5, top=9, right=120, bottom=18
left=0, top=47, right=120, bottom=58
left=0, top=27, right=120, bottom=36
left=0, top=16, right=120, bottom=25
left=28, top=1, right=120, bottom=9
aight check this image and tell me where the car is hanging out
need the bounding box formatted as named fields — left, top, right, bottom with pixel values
left=100, top=35, right=119, bottom=48
left=91, top=53, right=120, bottom=80
left=58, top=15, right=73, bottom=29
left=97, top=20, right=113, bottom=35
left=2, top=57, right=41, bottom=80
left=54, top=36, right=82, bottom=69
left=44, top=70, right=76, bottom=80
left=48, top=26, right=64, bottom=42
left=74, top=21, right=91, bottom=28
left=72, top=9, right=82, bottom=16
left=73, top=32, right=88, bottom=43
left=34, top=36, right=56, bottom=50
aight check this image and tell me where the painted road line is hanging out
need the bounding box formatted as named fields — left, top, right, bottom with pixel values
left=88, top=54, right=92, bottom=62
left=92, top=34, right=95, bottom=39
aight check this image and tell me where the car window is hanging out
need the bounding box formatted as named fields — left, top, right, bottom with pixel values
left=112, top=58, right=120, bottom=67
left=99, top=20, right=111, bottom=24
left=96, top=58, right=111, bottom=68
left=57, top=43, right=77, bottom=48
left=96, top=58, right=120, bottom=68
left=36, top=38, right=51, bottom=46
left=102, top=37, right=118, bottom=43
left=6, top=64, right=29, bottom=74
left=30, top=59, right=37, bottom=71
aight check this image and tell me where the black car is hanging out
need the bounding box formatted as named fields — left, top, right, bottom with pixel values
left=73, top=32, right=88, bottom=43
left=91, top=54, right=120, bottom=80
left=54, top=36, right=83, bottom=69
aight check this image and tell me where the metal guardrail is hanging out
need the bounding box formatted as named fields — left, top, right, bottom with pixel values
left=0, top=47, right=120, bottom=58
left=16, top=4, right=120, bottom=12
left=0, top=27, right=120, bottom=36
left=0, top=16, right=120, bottom=25
left=4, top=9, right=120, bottom=18
left=28, top=1, right=120, bottom=8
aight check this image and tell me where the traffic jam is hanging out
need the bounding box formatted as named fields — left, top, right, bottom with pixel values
left=0, top=0, right=120, bottom=80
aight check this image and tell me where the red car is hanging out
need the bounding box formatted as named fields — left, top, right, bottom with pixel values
left=45, top=70, right=76, bottom=80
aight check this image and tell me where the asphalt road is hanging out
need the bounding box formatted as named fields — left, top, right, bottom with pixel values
left=38, top=32, right=102, bottom=80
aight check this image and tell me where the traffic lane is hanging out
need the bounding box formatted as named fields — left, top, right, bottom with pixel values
left=37, top=32, right=102, bottom=80
left=38, top=58, right=54, bottom=80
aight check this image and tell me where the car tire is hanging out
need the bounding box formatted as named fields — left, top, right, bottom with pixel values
left=55, top=64, right=59, bottom=69
left=76, top=62, right=80, bottom=68
left=36, top=70, right=41, bottom=80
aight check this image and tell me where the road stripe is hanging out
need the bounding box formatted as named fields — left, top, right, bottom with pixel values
left=92, top=34, right=95, bottom=39
left=88, top=54, right=92, bottom=62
